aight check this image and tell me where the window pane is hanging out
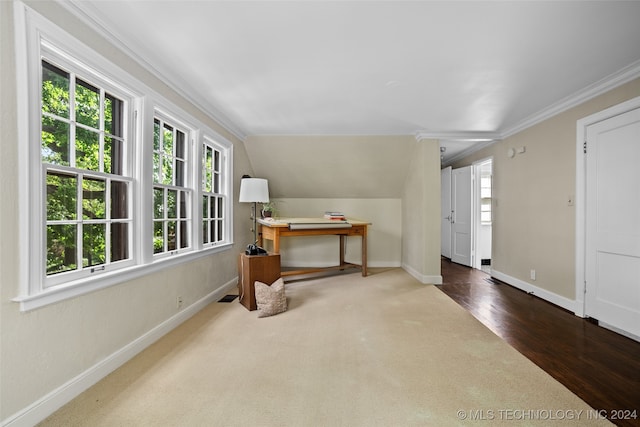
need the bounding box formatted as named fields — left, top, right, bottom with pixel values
left=46, top=172, right=77, bottom=220
left=167, top=221, right=177, bottom=251
left=42, top=61, right=70, bottom=119
left=167, top=190, right=177, bottom=218
left=179, top=191, right=187, bottom=219
left=104, top=136, right=123, bottom=175
left=175, top=130, right=185, bottom=159
left=162, top=155, right=173, bottom=185
left=104, top=94, right=123, bottom=137
left=217, top=219, right=223, bottom=242
left=175, top=159, right=184, bottom=186
left=75, top=79, right=100, bottom=128
left=42, top=116, right=70, bottom=165
left=47, top=224, right=77, bottom=274
left=83, top=223, right=106, bottom=267
left=202, top=221, right=208, bottom=244
left=153, top=188, right=164, bottom=219
left=202, top=195, right=209, bottom=218
left=210, top=220, right=215, bottom=243
left=111, top=181, right=128, bottom=219
left=153, top=119, right=161, bottom=151
left=153, top=222, right=164, bottom=254
left=214, top=150, right=220, bottom=172
left=204, top=147, right=212, bottom=192
left=209, top=197, right=216, bottom=219
left=217, top=197, right=223, bottom=218
left=153, top=152, right=161, bottom=183
left=111, top=222, right=128, bottom=262
left=76, top=127, right=100, bottom=171
left=214, top=173, right=220, bottom=193
left=163, top=124, right=173, bottom=155
left=82, top=177, right=105, bottom=219
left=179, top=220, right=188, bottom=249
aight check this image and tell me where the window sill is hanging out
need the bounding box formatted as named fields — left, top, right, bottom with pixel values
left=13, top=243, right=233, bottom=311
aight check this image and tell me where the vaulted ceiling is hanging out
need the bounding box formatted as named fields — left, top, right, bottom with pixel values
left=69, top=1, right=640, bottom=164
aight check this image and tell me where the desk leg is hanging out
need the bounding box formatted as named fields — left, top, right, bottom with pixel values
left=273, top=230, right=280, bottom=253
left=339, top=235, right=345, bottom=267
left=362, top=230, right=368, bottom=277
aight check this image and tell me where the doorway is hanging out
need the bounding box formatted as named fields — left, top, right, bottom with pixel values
left=442, top=160, right=492, bottom=272
left=474, top=159, right=493, bottom=273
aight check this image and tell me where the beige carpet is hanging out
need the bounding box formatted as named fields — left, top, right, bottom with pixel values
left=40, top=268, right=611, bottom=426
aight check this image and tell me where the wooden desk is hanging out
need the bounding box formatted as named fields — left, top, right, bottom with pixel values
left=258, top=218, right=370, bottom=277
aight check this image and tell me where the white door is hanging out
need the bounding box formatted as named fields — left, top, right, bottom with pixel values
left=585, top=107, right=640, bottom=338
left=441, top=166, right=452, bottom=258
left=451, top=166, right=473, bottom=267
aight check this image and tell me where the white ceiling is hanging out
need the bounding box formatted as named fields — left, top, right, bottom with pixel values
left=69, top=1, right=640, bottom=164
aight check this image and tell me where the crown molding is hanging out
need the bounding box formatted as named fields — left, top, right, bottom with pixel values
left=440, top=139, right=498, bottom=167
left=500, top=59, right=640, bottom=139
left=58, top=0, right=247, bottom=141
left=415, top=131, right=501, bottom=142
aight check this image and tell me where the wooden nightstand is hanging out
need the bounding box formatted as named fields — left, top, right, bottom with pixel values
left=237, top=253, right=281, bottom=311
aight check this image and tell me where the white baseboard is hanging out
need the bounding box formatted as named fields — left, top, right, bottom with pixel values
left=491, top=270, right=578, bottom=313
left=1, top=279, right=237, bottom=427
left=402, top=263, right=443, bottom=285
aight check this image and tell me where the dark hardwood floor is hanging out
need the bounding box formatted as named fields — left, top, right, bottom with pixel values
left=436, top=258, right=640, bottom=427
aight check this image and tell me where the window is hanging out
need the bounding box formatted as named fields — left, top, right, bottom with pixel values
left=41, top=60, right=132, bottom=286
left=15, top=6, right=234, bottom=310
left=152, top=117, right=192, bottom=255
left=202, top=138, right=226, bottom=246
left=480, top=174, right=492, bottom=224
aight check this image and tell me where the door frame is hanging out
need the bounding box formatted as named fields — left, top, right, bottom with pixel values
left=472, top=157, right=493, bottom=271
left=441, top=166, right=452, bottom=259
left=575, top=95, right=640, bottom=317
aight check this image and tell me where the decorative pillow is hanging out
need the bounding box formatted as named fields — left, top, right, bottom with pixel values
left=254, top=278, right=287, bottom=318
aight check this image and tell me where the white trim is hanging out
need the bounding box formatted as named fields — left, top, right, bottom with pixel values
left=429, top=60, right=640, bottom=166
left=13, top=243, right=233, bottom=311
left=2, top=277, right=238, bottom=427
left=415, top=131, right=500, bottom=142
left=13, top=2, right=237, bottom=310
left=504, top=59, right=640, bottom=140
left=491, top=270, right=578, bottom=314
left=402, top=263, right=443, bottom=285
left=575, top=95, right=640, bottom=318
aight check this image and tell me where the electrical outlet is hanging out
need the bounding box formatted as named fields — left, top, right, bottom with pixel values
left=176, top=296, right=183, bottom=308
left=530, top=270, right=536, bottom=281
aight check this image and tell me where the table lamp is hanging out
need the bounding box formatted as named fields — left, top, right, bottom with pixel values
left=239, top=176, right=270, bottom=255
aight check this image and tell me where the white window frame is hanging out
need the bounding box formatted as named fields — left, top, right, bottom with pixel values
left=13, top=3, right=234, bottom=311
left=201, top=136, right=230, bottom=248
left=40, top=56, right=136, bottom=288
left=151, top=111, right=195, bottom=258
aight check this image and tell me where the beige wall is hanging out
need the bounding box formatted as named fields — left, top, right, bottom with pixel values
left=1, top=1, right=254, bottom=421
left=244, top=135, right=416, bottom=199
left=402, top=139, right=442, bottom=283
left=452, top=78, right=640, bottom=301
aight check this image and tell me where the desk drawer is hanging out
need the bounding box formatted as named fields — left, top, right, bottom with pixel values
left=348, top=226, right=365, bottom=236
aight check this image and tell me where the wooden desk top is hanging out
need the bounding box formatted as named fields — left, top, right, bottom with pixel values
left=258, top=217, right=370, bottom=228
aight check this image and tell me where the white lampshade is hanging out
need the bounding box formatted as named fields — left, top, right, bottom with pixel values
left=239, top=178, right=270, bottom=203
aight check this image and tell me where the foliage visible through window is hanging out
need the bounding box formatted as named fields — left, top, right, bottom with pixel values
left=42, top=60, right=130, bottom=279
left=202, top=141, right=225, bottom=245
left=153, top=118, right=190, bottom=254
